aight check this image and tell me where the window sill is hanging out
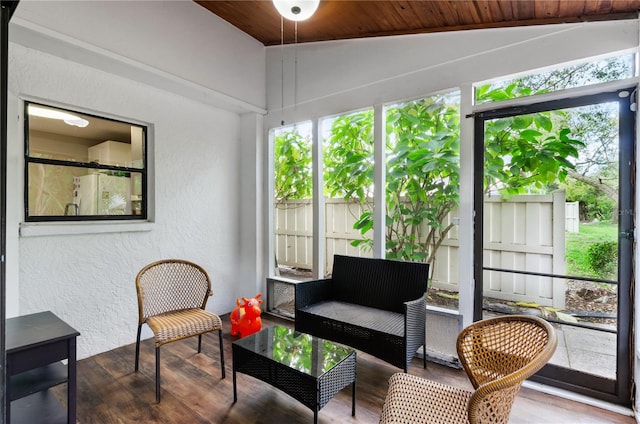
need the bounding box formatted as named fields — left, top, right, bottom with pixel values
left=19, top=221, right=154, bottom=237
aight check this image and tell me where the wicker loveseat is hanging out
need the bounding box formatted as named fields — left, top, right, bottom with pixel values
left=295, top=255, right=430, bottom=372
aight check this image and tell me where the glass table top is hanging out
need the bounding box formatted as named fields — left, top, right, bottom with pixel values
left=233, top=325, right=355, bottom=377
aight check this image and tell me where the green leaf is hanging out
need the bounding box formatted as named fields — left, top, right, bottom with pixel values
left=436, top=292, right=459, bottom=300
left=542, top=306, right=564, bottom=313
left=534, top=114, right=553, bottom=132
left=519, top=129, right=542, bottom=142
left=556, top=311, right=579, bottom=323
left=512, top=115, right=534, bottom=129
left=515, top=301, right=541, bottom=309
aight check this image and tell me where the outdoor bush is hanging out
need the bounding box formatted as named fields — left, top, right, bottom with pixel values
left=565, top=180, right=615, bottom=222
left=587, top=241, right=617, bottom=278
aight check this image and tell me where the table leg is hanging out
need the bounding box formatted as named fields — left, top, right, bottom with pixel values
left=352, top=381, right=356, bottom=416
left=5, top=359, right=10, bottom=424
left=68, top=337, right=77, bottom=424
left=233, top=369, right=237, bottom=403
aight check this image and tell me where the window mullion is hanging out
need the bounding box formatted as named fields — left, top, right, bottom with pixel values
left=372, top=103, right=385, bottom=259
left=312, top=119, right=323, bottom=279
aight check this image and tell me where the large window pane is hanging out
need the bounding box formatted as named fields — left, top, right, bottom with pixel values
left=273, top=122, right=314, bottom=280
left=475, top=53, right=635, bottom=104
left=322, top=109, right=374, bottom=276
left=385, top=92, right=460, bottom=310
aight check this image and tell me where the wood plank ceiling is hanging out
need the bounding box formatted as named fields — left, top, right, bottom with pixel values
left=195, top=0, right=640, bottom=46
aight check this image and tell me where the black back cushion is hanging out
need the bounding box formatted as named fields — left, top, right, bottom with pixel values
left=331, top=255, right=429, bottom=313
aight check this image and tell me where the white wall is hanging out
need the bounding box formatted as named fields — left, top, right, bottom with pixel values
left=266, top=20, right=638, bottom=127
left=7, top=1, right=266, bottom=360
left=13, top=0, right=265, bottom=112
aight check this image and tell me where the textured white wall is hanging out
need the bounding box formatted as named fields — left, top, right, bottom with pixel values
left=7, top=1, right=266, bottom=360
left=9, top=43, right=242, bottom=360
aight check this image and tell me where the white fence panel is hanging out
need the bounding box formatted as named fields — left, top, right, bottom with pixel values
left=565, top=201, right=580, bottom=232
left=275, top=191, right=567, bottom=307
left=324, top=199, right=373, bottom=271
left=275, top=200, right=313, bottom=269
left=482, top=191, right=566, bottom=307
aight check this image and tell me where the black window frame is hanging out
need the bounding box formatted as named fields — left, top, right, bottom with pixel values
left=24, top=101, right=148, bottom=222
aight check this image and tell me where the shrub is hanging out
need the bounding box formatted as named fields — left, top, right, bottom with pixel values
left=587, top=241, right=617, bottom=278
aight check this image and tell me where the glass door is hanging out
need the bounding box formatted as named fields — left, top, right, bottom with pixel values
left=473, top=89, right=634, bottom=405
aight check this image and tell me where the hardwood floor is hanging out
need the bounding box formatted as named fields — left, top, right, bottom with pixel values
left=64, top=313, right=634, bottom=424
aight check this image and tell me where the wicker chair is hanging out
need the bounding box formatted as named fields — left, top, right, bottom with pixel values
left=379, top=315, right=557, bottom=424
left=134, top=259, right=225, bottom=402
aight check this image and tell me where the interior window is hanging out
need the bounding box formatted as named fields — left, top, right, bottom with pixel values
left=25, top=102, right=146, bottom=221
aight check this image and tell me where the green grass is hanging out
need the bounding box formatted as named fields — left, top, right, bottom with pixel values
left=565, top=221, right=617, bottom=278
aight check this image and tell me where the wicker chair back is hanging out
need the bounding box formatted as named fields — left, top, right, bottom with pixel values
left=136, top=259, right=211, bottom=322
left=458, top=315, right=557, bottom=424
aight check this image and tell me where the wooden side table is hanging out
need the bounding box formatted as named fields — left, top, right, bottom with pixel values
left=6, top=311, right=80, bottom=424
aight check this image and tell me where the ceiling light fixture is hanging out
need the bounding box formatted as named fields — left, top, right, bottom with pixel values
left=272, top=0, right=320, bottom=21
left=27, top=105, right=89, bottom=128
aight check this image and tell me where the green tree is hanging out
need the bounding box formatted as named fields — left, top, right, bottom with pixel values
left=274, top=129, right=312, bottom=202
left=383, top=97, right=460, bottom=263
left=565, top=179, right=615, bottom=221
left=564, top=103, right=620, bottom=222
left=322, top=89, right=582, bottom=273
left=323, top=98, right=461, bottom=267
left=478, top=55, right=631, bottom=219
left=480, top=85, right=584, bottom=196
left=273, top=128, right=313, bottom=272
left=274, top=56, right=629, bottom=275
left=477, top=56, right=633, bottom=101
left=324, top=110, right=374, bottom=200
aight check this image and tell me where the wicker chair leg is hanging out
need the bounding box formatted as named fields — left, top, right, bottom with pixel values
left=218, top=329, right=225, bottom=379
left=135, top=324, right=142, bottom=372
left=198, top=334, right=203, bottom=353
left=423, top=330, right=427, bottom=369
left=155, top=347, right=161, bottom=403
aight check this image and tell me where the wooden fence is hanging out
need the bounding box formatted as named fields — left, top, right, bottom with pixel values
left=275, top=191, right=567, bottom=307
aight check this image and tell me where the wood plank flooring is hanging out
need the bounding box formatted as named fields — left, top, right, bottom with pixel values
left=64, top=313, right=634, bottom=423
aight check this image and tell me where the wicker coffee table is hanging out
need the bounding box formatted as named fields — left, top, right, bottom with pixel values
left=232, top=325, right=356, bottom=423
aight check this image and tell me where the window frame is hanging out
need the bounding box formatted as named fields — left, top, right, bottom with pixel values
left=473, top=51, right=637, bottom=105
left=23, top=101, right=148, bottom=223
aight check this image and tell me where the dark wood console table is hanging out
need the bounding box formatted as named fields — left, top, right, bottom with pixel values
left=6, top=311, right=80, bottom=424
